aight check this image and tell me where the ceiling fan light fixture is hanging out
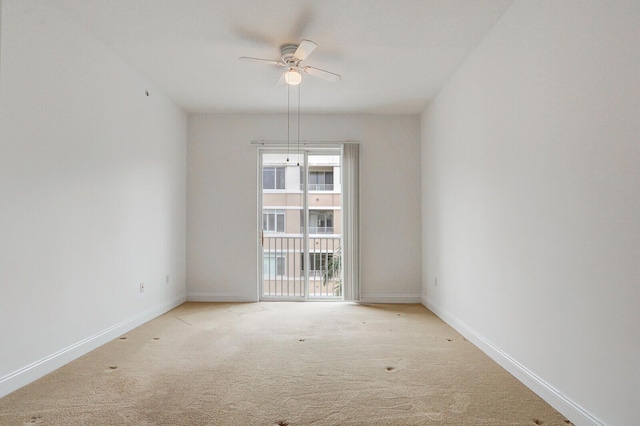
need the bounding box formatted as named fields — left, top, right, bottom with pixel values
left=284, top=68, right=302, bottom=85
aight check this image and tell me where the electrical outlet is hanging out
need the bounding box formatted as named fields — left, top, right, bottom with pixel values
left=139, top=282, right=144, bottom=293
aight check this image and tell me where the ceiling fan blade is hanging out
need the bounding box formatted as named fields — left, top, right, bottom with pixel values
left=233, top=26, right=277, bottom=46
left=302, top=66, right=341, bottom=82
left=276, top=71, right=286, bottom=86
left=290, top=7, right=313, bottom=41
left=294, top=39, right=317, bottom=61
left=239, top=56, right=285, bottom=66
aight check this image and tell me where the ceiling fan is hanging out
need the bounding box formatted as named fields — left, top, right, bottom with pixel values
left=239, top=40, right=341, bottom=85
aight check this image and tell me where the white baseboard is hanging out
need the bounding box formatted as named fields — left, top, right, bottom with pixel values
left=187, top=292, right=421, bottom=304
left=359, top=293, right=422, bottom=304
left=0, top=294, right=186, bottom=399
left=421, top=295, right=603, bottom=426
left=187, top=292, right=259, bottom=303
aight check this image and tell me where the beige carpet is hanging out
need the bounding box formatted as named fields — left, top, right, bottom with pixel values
left=0, top=303, right=572, bottom=425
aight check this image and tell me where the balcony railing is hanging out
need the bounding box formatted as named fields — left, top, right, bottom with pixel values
left=262, top=235, right=341, bottom=298
left=300, top=227, right=334, bottom=234
left=300, top=183, right=334, bottom=191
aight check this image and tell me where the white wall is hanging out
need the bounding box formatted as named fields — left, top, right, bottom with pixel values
left=0, top=0, right=3, bottom=89
left=0, top=0, right=187, bottom=396
left=421, top=1, right=639, bottom=425
left=188, top=114, right=421, bottom=303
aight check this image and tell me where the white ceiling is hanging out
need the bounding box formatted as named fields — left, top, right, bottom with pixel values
left=52, top=0, right=514, bottom=114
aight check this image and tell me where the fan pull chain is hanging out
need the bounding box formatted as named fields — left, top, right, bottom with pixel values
left=287, top=83, right=290, bottom=162
left=297, top=83, right=301, bottom=167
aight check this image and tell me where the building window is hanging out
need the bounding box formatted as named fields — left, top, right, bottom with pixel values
left=263, top=166, right=285, bottom=190
left=301, top=169, right=334, bottom=191
left=302, top=253, right=334, bottom=277
left=310, top=170, right=333, bottom=191
left=302, top=210, right=334, bottom=234
left=263, top=254, right=285, bottom=277
left=263, top=210, right=285, bottom=233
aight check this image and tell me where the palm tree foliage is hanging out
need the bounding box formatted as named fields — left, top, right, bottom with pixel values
left=322, top=245, right=342, bottom=296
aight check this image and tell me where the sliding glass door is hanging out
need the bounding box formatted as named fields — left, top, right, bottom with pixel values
left=259, top=149, right=343, bottom=300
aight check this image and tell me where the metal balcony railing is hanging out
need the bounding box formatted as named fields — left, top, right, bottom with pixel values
left=300, top=184, right=334, bottom=191
left=301, top=227, right=334, bottom=234
left=262, top=235, right=342, bottom=298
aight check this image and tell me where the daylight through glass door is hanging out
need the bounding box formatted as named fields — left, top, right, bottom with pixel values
left=260, top=150, right=343, bottom=300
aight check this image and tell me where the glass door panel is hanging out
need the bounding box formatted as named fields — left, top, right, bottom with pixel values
left=305, top=152, right=342, bottom=299
left=260, top=151, right=305, bottom=299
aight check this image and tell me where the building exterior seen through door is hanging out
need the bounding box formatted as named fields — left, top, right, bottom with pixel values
left=260, top=150, right=342, bottom=300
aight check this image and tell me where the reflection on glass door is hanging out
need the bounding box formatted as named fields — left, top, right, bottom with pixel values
left=260, top=150, right=342, bottom=300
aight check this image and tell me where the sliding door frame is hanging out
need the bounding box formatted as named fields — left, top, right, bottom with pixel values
left=256, top=142, right=359, bottom=301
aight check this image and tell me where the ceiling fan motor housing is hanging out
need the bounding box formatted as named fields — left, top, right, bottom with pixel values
left=280, top=44, right=300, bottom=65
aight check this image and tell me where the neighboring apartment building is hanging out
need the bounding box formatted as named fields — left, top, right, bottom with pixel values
left=262, top=153, right=342, bottom=298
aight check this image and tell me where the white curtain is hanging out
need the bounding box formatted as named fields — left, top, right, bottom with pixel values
left=341, top=143, right=360, bottom=301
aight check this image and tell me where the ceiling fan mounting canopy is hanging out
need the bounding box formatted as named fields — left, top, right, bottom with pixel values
left=240, top=39, right=341, bottom=85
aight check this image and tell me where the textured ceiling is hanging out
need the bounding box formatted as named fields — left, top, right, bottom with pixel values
left=52, top=0, right=514, bottom=114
